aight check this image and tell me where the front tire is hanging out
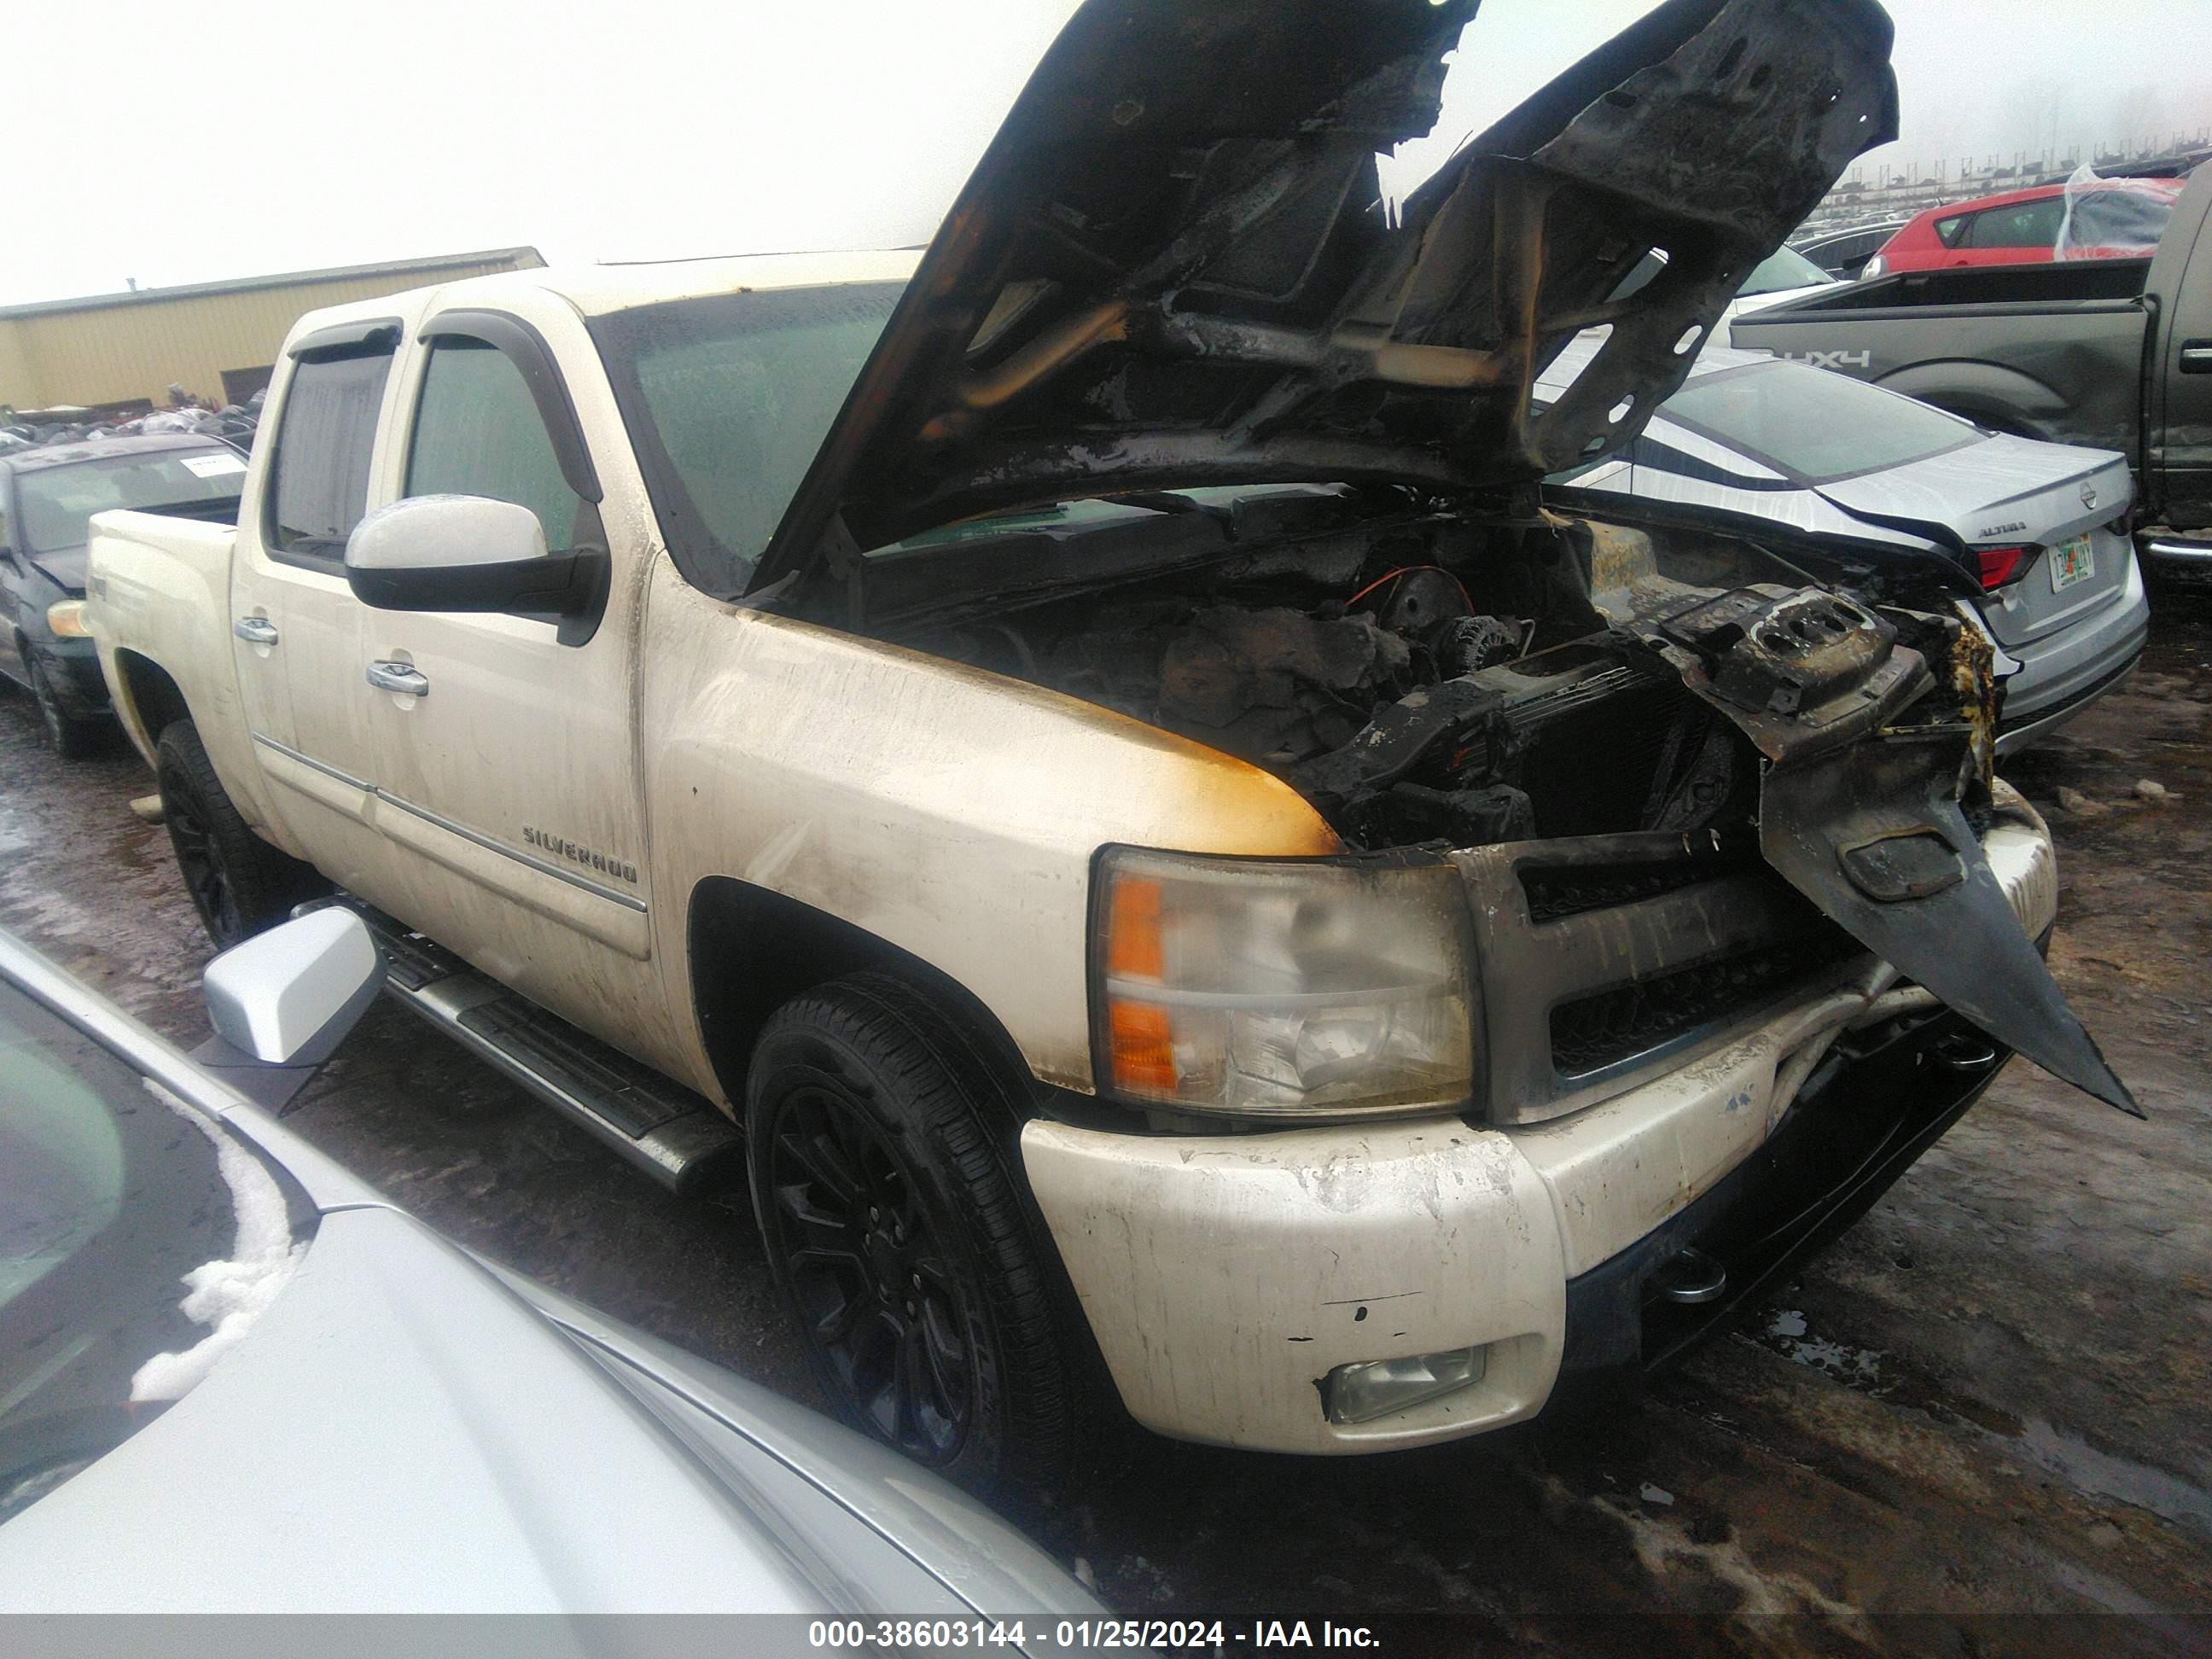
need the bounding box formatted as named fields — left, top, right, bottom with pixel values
left=154, top=719, right=327, bottom=946
left=746, top=974, right=1077, bottom=1497
left=26, top=655, right=101, bottom=760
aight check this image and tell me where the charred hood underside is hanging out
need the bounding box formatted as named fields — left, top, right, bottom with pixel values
left=747, top=0, right=1900, bottom=598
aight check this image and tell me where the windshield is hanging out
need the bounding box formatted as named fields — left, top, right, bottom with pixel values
left=1737, top=244, right=1835, bottom=296
left=0, top=979, right=239, bottom=1522
left=14, top=448, right=247, bottom=555
left=1659, top=361, right=1978, bottom=483
left=589, top=282, right=907, bottom=597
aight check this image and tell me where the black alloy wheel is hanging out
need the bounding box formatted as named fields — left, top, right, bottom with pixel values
left=745, top=973, right=1080, bottom=1495
left=162, top=759, right=244, bottom=944
left=764, top=1084, right=973, bottom=1462
left=153, top=720, right=329, bottom=947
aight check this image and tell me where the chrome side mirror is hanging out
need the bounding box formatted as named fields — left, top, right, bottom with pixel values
left=201, top=908, right=382, bottom=1076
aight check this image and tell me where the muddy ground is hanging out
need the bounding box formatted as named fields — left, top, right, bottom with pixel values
left=3, top=596, right=2209, bottom=1654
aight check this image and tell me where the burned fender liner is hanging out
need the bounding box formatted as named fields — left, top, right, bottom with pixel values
left=1632, top=581, right=2135, bottom=1115
left=1758, top=732, right=2136, bottom=1115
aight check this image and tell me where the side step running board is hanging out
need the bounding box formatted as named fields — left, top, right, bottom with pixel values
left=326, top=899, right=743, bottom=1195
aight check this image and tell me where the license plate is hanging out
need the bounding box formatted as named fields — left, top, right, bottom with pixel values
left=2050, top=534, right=2095, bottom=591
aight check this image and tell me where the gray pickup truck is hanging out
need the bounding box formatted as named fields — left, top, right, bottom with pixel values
left=1732, top=164, right=2212, bottom=573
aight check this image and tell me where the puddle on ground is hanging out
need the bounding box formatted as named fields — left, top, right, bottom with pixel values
left=2013, top=1414, right=2212, bottom=1540
left=1749, top=1306, right=2212, bottom=1540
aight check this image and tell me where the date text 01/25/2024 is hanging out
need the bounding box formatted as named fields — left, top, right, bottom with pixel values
left=808, top=1621, right=1382, bottom=1650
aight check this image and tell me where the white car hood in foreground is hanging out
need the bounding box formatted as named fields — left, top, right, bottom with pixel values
left=0, top=1201, right=1081, bottom=1615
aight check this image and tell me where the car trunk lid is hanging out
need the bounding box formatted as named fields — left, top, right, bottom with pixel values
left=1813, top=439, right=2134, bottom=648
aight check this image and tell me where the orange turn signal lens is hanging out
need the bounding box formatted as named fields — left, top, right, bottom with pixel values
left=1107, top=999, right=1177, bottom=1094
left=1105, top=876, right=1164, bottom=980
left=1103, top=875, right=1175, bottom=1091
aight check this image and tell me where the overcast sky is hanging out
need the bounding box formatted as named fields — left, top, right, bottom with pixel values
left=4, top=0, right=2205, bottom=306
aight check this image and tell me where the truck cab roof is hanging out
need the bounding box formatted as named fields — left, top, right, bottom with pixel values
left=286, top=248, right=926, bottom=340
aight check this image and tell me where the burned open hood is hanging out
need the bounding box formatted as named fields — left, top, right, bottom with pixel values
left=748, top=0, right=1898, bottom=594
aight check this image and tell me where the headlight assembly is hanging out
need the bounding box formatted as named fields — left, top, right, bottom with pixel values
left=1091, top=846, right=1477, bottom=1121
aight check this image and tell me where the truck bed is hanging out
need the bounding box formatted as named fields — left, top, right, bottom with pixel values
left=1730, top=259, right=2153, bottom=454
left=1765, top=258, right=2150, bottom=313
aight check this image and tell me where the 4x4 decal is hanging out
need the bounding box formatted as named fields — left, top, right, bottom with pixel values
left=1778, top=348, right=1873, bottom=370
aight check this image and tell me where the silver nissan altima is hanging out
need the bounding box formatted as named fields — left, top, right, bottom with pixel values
left=1541, top=337, right=2149, bottom=754
left=0, top=912, right=1103, bottom=1617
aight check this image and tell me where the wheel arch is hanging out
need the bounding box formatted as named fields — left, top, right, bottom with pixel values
left=1870, top=360, right=2064, bottom=440
left=686, top=876, right=1039, bottom=1114
left=111, top=648, right=189, bottom=761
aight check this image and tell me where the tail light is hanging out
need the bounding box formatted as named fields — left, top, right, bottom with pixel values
left=1976, top=545, right=2030, bottom=590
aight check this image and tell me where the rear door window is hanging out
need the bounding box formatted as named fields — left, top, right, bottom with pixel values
left=1825, top=230, right=1881, bottom=267
left=1964, top=196, right=2064, bottom=249
left=1933, top=214, right=1968, bottom=248
left=265, top=347, right=394, bottom=567
left=404, top=338, right=585, bottom=550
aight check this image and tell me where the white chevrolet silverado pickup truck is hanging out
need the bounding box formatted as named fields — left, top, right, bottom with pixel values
left=82, top=0, right=2133, bottom=1493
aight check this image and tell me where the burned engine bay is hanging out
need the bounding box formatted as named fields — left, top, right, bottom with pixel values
left=894, top=507, right=1915, bottom=856
left=862, top=495, right=2134, bottom=1116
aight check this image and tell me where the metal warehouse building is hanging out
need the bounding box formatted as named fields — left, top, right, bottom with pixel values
left=0, top=247, right=544, bottom=418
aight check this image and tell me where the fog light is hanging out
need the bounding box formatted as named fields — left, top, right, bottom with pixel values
left=1324, top=1345, right=1487, bottom=1424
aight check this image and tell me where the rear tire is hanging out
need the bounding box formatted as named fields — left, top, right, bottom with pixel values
left=746, top=973, right=1079, bottom=1499
left=26, top=654, right=101, bottom=760
left=154, top=719, right=327, bottom=946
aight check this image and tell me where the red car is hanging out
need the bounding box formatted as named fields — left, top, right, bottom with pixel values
left=1866, top=175, right=2184, bottom=275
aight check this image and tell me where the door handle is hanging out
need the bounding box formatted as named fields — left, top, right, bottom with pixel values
left=233, top=615, right=279, bottom=645
left=364, top=661, right=429, bottom=698
left=2180, top=341, right=2212, bottom=375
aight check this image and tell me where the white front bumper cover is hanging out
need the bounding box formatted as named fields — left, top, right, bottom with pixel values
left=1021, top=795, right=2057, bottom=1453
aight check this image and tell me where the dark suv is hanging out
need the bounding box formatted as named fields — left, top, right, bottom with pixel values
left=0, top=435, right=245, bottom=755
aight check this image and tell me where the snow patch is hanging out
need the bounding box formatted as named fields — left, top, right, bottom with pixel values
left=1579, top=1477, right=1863, bottom=1624
left=1761, top=1307, right=1886, bottom=1383
left=128, top=1080, right=306, bottom=1403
